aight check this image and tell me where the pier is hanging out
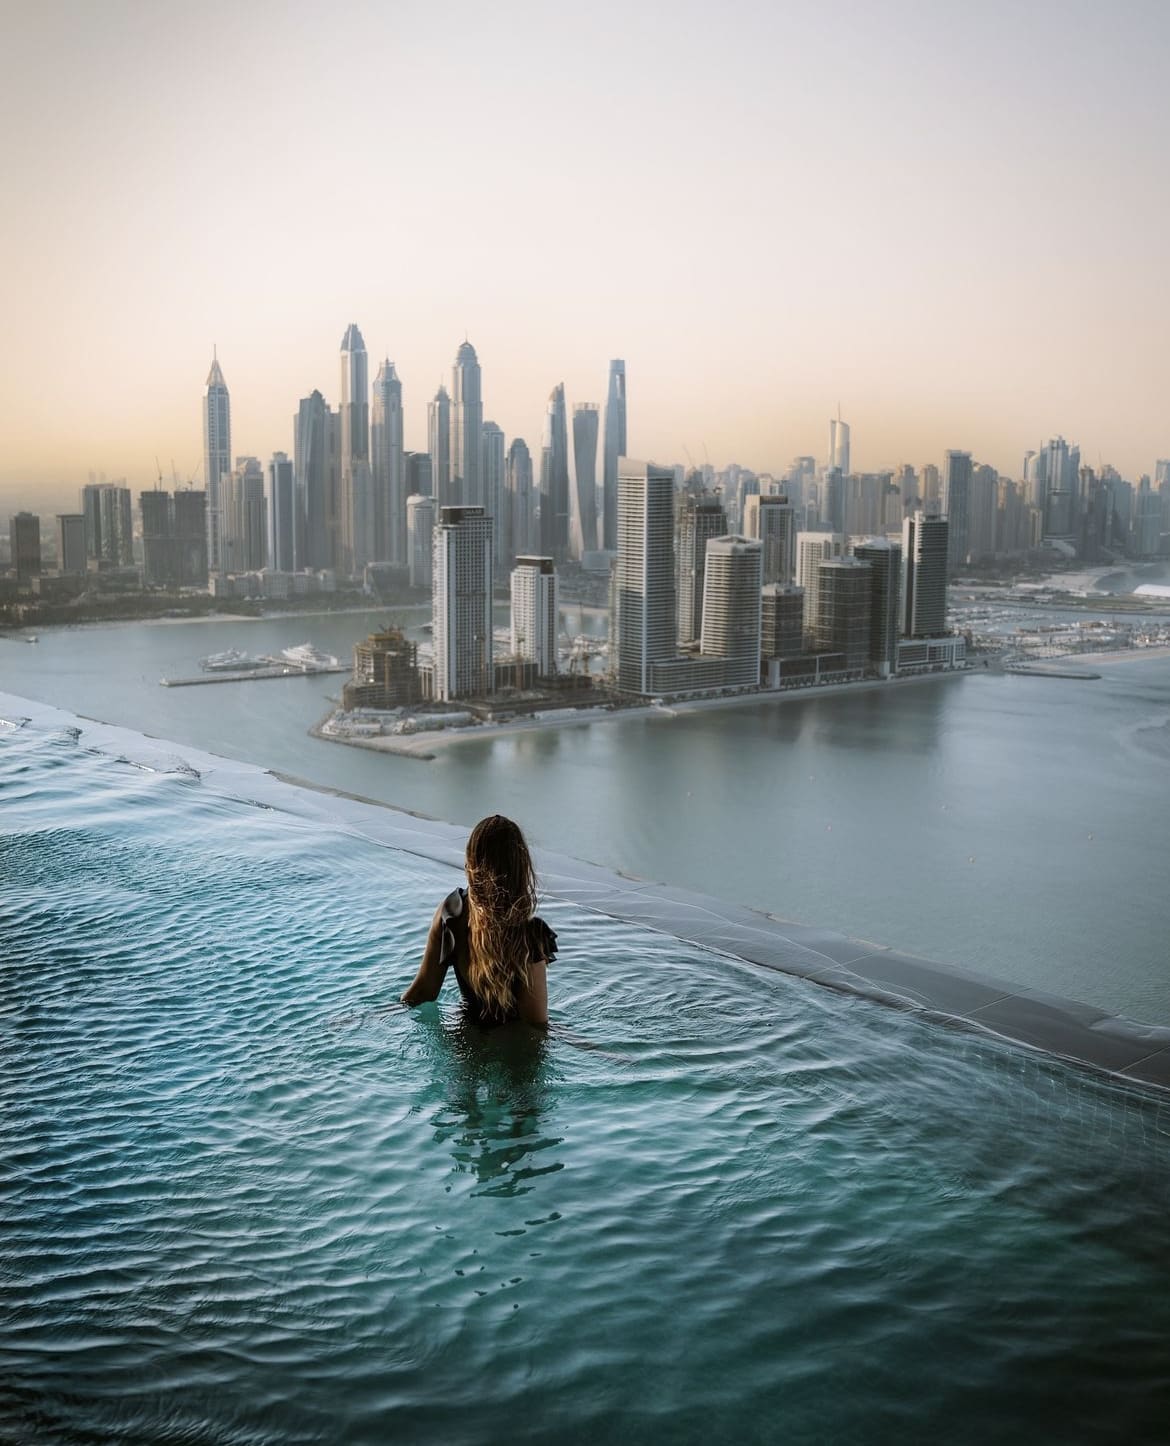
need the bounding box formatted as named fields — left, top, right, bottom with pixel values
left=160, top=665, right=347, bottom=687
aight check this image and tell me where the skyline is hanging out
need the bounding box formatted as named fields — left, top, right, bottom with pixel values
left=3, top=0, right=1170, bottom=494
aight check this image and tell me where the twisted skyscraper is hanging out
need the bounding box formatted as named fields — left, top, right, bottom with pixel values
left=202, top=353, right=230, bottom=572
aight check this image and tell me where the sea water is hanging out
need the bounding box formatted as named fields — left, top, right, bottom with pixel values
left=2, top=721, right=1169, bottom=1444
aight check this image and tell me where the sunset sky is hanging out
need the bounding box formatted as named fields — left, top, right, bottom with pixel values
left=2, top=0, right=1168, bottom=504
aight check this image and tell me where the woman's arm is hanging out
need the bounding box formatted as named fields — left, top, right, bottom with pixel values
left=401, top=903, right=448, bottom=1005
left=514, top=960, right=548, bottom=1028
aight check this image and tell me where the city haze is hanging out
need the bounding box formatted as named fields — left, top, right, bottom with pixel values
left=2, top=0, right=1169, bottom=495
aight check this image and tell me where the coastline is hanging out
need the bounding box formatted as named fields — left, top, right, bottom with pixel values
left=311, top=667, right=972, bottom=759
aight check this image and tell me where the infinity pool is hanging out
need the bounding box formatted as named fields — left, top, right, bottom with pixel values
left=2, top=720, right=1168, bottom=1444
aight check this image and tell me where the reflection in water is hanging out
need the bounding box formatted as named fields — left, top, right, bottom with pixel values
left=414, top=1011, right=564, bottom=1197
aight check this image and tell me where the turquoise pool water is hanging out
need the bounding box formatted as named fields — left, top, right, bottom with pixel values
left=2, top=721, right=1169, bottom=1444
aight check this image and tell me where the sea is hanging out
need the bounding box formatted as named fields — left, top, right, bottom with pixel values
left=2, top=597, right=1169, bottom=1026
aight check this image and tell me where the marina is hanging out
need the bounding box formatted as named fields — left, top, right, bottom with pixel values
left=160, top=641, right=344, bottom=687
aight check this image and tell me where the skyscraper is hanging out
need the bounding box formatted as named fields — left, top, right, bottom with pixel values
left=428, top=386, right=452, bottom=506
left=942, top=450, right=972, bottom=573
left=55, top=513, right=86, bottom=575
left=814, top=558, right=872, bottom=670
left=540, top=384, right=570, bottom=558
left=371, top=359, right=405, bottom=564
left=268, top=453, right=296, bottom=573
left=1035, top=436, right=1080, bottom=540
left=451, top=341, right=483, bottom=509
left=173, top=491, right=209, bottom=586
left=507, top=438, right=534, bottom=559
left=295, top=390, right=340, bottom=572
left=852, top=537, right=902, bottom=676
left=902, top=511, right=949, bottom=638
left=602, top=360, right=627, bottom=551
left=743, top=494, right=795, bottom=584
left=795, top=530, right=844, bottom=639
left=432, top=506, right=494, bottom=700
left=570, top=403, right=600, bottom=558
left=614, top=461, right=676, bottom=695
left=676, top=495, right=727, bottom=646
left=202, top=354, right=230, bottom=572
left=829, top=409, right=850, bottom=475
left=510, top=556, right=559, bottom=676
left=340, top=323, right=370, bottom=575
left=81, top=483, right=134, bottom=568
left=481, top=421, right=508, bottom=570
left=222, top=457, right=266, bottom=573
left=760, top=585, right=805, bottom=659
left=699, top=537, right=763, bottom=688
left=140, top=491, right=175, bottom=586
left=407, top=494, right=435, bottom=589
left=9, top=513, right=41, bottom=583
left=405, top=451, right=433, bottom=499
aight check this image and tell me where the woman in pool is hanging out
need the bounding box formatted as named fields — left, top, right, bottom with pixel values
left=401, top=815, right=556, bottom=1027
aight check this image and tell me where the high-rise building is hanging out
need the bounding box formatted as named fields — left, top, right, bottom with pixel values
left=510, top=556, right=558, bottom=676
left=902, top=511, right=949, bottom=638
left=743, top=494, right=795, bottom=584
left=1133, top=476, right=1162, bottom=558
left=9, top=512, right=41, bottom=583
left=829, top=409, right=850, bottom=475
left=55, top=513, right=86, bottom=575
left=482, top=421, right=508, bottom=570
left=428, top=387, right=452, bottom=506
left=795, top=530, right=844, bottom=639
left=699, top=537, right=762, bottom=688
left=921, top=463, right=941, bottom=508
left=676, top=495, right=727, bottom=646
left=340, top=323, right=370, bottom=575
left=432, top=505, right=494, bottom=700
left=852, top=537, right=902, bottom=676
left=570, top=403, right=600, bottom=558
left=81, top=483, right=133, bottom=568
left=602, top=360, right=627, bottom=552
left=222, top=457, right=266, bottom=573
left=268, top=453, right=296, bottom=573
left=942, top=450, right=972, bottom=573
left=507, top=438, right=535, bottom=560
left=540, top=384, right=570, bottom=558
left=405, top=451, right=433, bottom=499
left=202, top=353, right=230, bottom=571
left=614, top=461, right=676, bottom=695
left=371, top=360, right=405, bottom=564
left=295, top=390, right=340, bottom=572
left=407, top=494, right=435, bottom=589
left=140, top=490, right=175, bottom=586
left=814, top=558, right=872, bottom=671
left=342, top=627, right=421, bottom=710
left=451, top=342, right=483, bottom=509
left=173, top=490, right=209, bottom=586
left=1031, top=436, right=1080, bottom=540
left=760, top=584, right=804, bottom=659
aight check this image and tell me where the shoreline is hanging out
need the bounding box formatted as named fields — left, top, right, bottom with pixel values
left=311, top=667, right=972, bottom=759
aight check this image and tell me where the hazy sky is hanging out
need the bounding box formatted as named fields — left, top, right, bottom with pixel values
left=2, top=0, right=1169, bottom=502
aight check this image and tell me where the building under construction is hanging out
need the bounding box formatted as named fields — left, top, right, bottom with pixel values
left=342, top=626, right=422, bottom=710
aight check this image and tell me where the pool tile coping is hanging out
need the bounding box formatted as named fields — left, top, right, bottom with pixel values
left=3, top=690, right=1168, bottom=1094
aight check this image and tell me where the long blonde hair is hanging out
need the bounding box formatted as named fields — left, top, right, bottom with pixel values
left=464, top=815, right=538, bottom=1020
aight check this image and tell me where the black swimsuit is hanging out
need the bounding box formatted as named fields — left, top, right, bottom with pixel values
left=438, top=888, right=557, bottom=1025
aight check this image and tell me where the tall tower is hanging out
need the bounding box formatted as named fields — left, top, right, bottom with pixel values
left=743, top=494, right=795, bottom=584
left=481, top=420, right=508, bottom=570
left=507, top=438, right=534, bottom=559
left=202, top=353, right=231, bottom=572
left=268, top=453, right=296, bottom=573
left=451, top=341, right=483, bottom=508
left=602, top=360, right=627, bottom=551
left=699, top=537, right=763, bottom=688
left=371, top=359, right=405, bottom=564
left=901, top=511, right=949, bottom=638
left=942, top=449, right=972, bottom=573
left=676, top=495, right=727, bottom=646
left=295, top=389, right=339, bottom=572
left=407, top=494, right=435, bottom=589
left=814, top=558, right=872, bottom=670
left=570, top=403, right=600, bottom=558
left=613, top=461, right=676, bottom=695
left=432, top=506, right=494, bottom=700
left=510, top=556, right=559, bottom=676
left=428, top=385, right=452, bottom=506
left=829, top=407, right=850, bottom=476
left=540, top=383, right=570, bottom=558
left=795, top=530, right=844, bottom=639
left=853, top=537, right=902, bottom=676
left=339, top=324, right=370, bottom=574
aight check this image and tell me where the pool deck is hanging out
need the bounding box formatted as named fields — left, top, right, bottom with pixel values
left=4, top=688, right=1168, bottom=1093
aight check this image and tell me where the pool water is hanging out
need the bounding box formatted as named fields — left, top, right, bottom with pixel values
left=2, top=721, right=1169, bottom=1444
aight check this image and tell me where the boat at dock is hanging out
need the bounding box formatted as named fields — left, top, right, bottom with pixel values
left=200, top=648, right=262, bottom=672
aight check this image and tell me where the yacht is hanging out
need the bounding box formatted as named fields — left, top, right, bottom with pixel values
left=200, top=648, right=261, bottom=672
left=279, top=643, right=340, bottom=672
